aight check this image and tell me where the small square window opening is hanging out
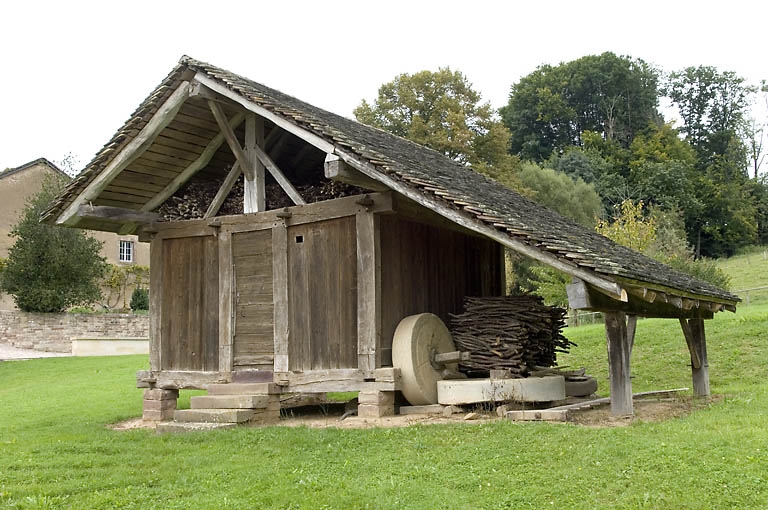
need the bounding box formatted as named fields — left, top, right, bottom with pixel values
left=119, top=240, right=134, bottom=263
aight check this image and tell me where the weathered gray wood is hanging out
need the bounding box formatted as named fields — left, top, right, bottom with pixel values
left=605, top=311, right=633, bottom=416
left=204, top=162, right=242, bottom=218
left=678, top=318, right=702, bottom=369
left=76, top=205, right=161, bottom=225
left=208, top=100, right=253, bottom=178
left=141, top=112, right=246, bottom=212
left=218, top=230, right=234, bottom=372
left=244, top=114, right=266, bottom=213
left=154, top=370, right=231, bottom=389
left=274, top=369, right=400, bottom=393
left=272, top=225, right=289, bottom=372
left=56, top=81, right=192, bottom=226
left=335, top=148, right=628, bottom=302
left=192, top=74, right=336, bottom=154
left=687, top=318, right=710, bottom=396
left=248, top=136, right=305, bottom=206
left=626, top=314, right=637, bottom=354
left=324, top=156, right=388, bottom=191
left=356, top=212, right=381, bottom=371
left=149, top=238, right=164, bottom=371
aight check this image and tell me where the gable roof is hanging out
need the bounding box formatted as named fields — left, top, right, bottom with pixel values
left=41, top=56, right=739, bottom=309
left=2, top=158, right=67, bottom=181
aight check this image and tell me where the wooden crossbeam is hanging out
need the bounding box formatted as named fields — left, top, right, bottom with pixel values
left=249, top=136, right=305, bottom=205
left=244, top=114, right=266, bottom=213
left=208, top=100, right=253, bottom=179
left=77, top=205, right=161, bottom=225
left=678, top=318, right=702, bottom=369
left=204, top=162, right=241, bottom=218
left=141, top=111, right=245, bottom=212
left=56, top=81, right=192, bottom=226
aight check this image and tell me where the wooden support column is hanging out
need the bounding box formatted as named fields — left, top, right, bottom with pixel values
left=686, top=318, right=710, bottom=396
left=605, top=311, right=633, bottom=416
left=218, top=229, right=234, bottom=372
left=272, top=224, right=290, bottom=372
left=356, top=212, right=381, bottom=371
left=244, top=114, right=266, bottom=213
left=148, top=237, right=164, bottom=371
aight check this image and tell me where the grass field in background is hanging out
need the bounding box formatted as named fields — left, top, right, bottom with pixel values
left=1, top=303, right=767, bottom=508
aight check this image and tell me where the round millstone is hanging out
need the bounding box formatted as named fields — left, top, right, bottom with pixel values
left=392, top=313, right=456, bottom=405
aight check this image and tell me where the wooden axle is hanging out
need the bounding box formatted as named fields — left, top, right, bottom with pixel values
left=431, top=350, right=470, bottom=366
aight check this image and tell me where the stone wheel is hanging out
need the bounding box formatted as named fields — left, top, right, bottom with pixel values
left=392, top=313, right=457, bottom=405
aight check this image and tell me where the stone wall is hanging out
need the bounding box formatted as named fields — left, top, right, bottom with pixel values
left=0, top=311, right=149, bottom=353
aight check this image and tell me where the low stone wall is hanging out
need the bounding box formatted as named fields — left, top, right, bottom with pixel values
left=0, top=311, right=149, bottom=353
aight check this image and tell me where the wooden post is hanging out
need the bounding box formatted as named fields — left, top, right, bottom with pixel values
left=272, top=224, right=290, bottom=372
left=356, top=212, right=381, bottom=371
left=244, top=114, right=266, bottom=213
left=605, top=311, right=633, bottom=416
left=149, top=237, right=164, bottom=371
left=687, top=318, right=710, bottom=396
left=218, top=229, right=234, bottom=372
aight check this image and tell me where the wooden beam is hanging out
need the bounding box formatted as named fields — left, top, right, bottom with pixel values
left=192, top=73, right=335, bottom=154
left=141, top=112, right=245, bottom=212
left=208, top=100, right=253, bottom=179
left=249, top=135, right=305, bottom=206
left=272, top=224, right=289, bottom=372
left=204, top=162, right=241, bottom=218
left=325, top=155, right=388, bottom=191
left=678, top=318, right=702, bottom=369
left=356, top=212, right=382, bottom=371
left=149, top=238, right=164, bottom=371
left=244, top=114, right=266, bottom=213
left=334, top=149, right=628, bottom=302
left=57, top=81, right=192, bottom=226
left=218, top=229, right=234, bottom=372
left=688, top=319, right=710, bottom=396
left=626, top=314, right=637, bottom=355
left=605, top=311, right=633, bottom=416
left=76, top=205, right=161, bottom=225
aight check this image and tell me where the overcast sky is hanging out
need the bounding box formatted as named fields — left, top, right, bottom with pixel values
left=2, top=0, right=766, bottom=172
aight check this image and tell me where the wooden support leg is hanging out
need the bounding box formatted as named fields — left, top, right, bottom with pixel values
left=688, top=319, right=710, bottom=397
left=605, top=312, right=633, bottom=416
left=143, top=388, right=178, bottom=422
left=357, top=388, right=395, bottom=418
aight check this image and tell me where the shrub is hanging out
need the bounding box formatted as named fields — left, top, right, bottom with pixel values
left=130, top=288, right=149, bottom=311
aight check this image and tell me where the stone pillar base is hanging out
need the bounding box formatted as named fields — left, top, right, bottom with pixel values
left=357, top=389, right=395, bottom=418
left=143, top=389, right=178, bottom=422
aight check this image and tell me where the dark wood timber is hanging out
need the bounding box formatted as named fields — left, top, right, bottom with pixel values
left=605, top=311, right=633, bottom=416
left=687, top=318, right=710, bottom=396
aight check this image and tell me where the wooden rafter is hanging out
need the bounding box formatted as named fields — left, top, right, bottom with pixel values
left=56, top=81, right=192, bottom=226
left=77, top=205, right=161, bottom=225
left=141, top=111, right=245, bottom=212
left=204, top=162, right=241, bottom=218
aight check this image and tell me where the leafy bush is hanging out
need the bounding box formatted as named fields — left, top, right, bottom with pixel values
left=130, top=287, right=149, bottom=311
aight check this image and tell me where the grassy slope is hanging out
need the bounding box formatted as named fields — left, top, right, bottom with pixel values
left=718, top=247, right=768, bottom=294
left=2, top=306, right=768, bottom=509
left=1, top=254, right=768, bottom=509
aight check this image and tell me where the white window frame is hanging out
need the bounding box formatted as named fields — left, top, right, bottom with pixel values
left=119, top=240, right=134, bottom=263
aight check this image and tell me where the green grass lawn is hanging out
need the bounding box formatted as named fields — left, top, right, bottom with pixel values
left=718, top=246, right=768, bottom=305
left=2, top=304, right=768, bottom=508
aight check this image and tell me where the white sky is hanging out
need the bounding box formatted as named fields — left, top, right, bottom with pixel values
left=2, top=0, right=766, bottom=172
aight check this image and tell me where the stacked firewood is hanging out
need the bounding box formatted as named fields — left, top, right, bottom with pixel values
left=449, top=295, right=573, bottom=378
left=158, top=175, right=363, bottom=221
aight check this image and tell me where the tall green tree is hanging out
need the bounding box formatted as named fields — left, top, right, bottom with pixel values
left=501, top=52, right=661, bottom=161
left=354, top=68, right=520, bottom=188
left=0, top=174, right=107, bottom=312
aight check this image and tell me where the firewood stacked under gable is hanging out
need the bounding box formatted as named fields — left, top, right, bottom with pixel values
left=158, top=173, right=364, bottom=221
left=450, top=295, right=573, bottom=378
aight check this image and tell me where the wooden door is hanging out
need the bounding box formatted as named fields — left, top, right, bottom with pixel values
left=287, top=217, right=357, bottom=370
left=232, top=230, right=274, bottom=370
left=160, top=235, right=219, bottom=371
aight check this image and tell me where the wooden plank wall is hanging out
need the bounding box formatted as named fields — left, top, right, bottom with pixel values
left=379, top=216, right=503, bottom=365
left=232, top=230, right=274, bottom=369
left=160, top=235, right=219, bottom=371
left=287, top=217, right=358, bottom=370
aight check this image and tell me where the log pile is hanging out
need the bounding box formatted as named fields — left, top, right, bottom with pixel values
left=449, top=295, right=573, bottom=378
left=158, top=174, right=363, bottom=221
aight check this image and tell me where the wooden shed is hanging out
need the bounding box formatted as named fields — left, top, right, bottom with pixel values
left=43, top=57, right=739, bottom=422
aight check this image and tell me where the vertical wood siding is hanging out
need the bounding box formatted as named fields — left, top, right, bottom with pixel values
left=287, top=217, right=357, bottom=370
left=379, top=216, right=503, bottom=365
left=160, top=235, right=219, bottom=371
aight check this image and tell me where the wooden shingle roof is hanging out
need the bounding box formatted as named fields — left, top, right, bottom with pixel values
left=42, top=56, right=739, bottom=308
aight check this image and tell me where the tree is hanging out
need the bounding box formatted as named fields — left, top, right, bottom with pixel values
left=354, top=68, right=521, bottom=187
left=0, top=174, right=107, bottom=312
left=501, top=52, right=661, bottom=161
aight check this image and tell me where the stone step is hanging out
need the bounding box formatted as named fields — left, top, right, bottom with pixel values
left=156, top=422, right=238, bottom=433
left=174, top=408, right=254, bottom=424
left=206, top=383, right=281, bottom=395
left=191, top=395, right=270, bottom=410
